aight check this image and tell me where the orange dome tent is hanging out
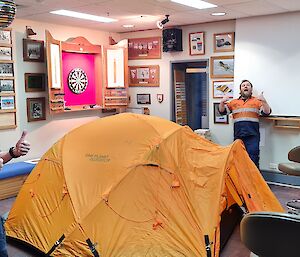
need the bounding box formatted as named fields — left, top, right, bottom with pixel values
left=5, top=113, right=284, bottom=257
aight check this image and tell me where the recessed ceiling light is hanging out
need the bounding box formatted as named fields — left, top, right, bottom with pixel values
left=50, top=10, right=117, bottom=23
left=122, top=24, right=134, bottom=28
left=171, top=0, right=217, bottom=10
left=211, top=12, right=226, bottom=16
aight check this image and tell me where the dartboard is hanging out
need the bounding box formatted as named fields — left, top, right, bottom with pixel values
left=68, top=68, right=88, bottom=94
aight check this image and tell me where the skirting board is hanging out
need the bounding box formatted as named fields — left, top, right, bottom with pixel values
left=261, top=170, right=300, bottom=186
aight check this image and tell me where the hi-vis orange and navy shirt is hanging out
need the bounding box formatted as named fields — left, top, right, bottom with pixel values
left=221, top=96, right=271, bottom=138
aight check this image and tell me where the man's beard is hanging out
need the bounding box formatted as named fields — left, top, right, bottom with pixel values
left=240, top=91, right=252, bottom=99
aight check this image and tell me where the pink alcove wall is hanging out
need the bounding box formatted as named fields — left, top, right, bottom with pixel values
left=62, top=52, right=96, bottom=106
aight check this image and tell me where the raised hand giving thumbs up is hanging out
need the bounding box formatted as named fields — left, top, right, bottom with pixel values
left=9, top=130, right=31, bottom=158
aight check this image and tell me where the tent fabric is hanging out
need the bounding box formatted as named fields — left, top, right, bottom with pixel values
left=5, top=113, right=284, bottom=257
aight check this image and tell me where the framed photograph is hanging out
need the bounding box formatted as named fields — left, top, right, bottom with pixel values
left=0, top=29, right=11, bottom=44
left=0, top=96, right=14, bottom=110
left=213, top=103, right=229, bottom=124
left=0, top=79, right=14, bottom=93
left=128, top=37, right=161, bottom=60
left=25, top=73, right=46, bottom=92
left=23, top=39, right=45, bottom=62
left=0, top=63, right=13, bottom=77
left=137, top=94, right=151, bottom=104
left=214, top=32, right=235, bottom=52
left=189, top=32, right=205, bottom=55
left=142, top=107, right=150, bottom=115
left=0, top=47, right=12, bottom=60
left=210, top=56, right=234, bottom=78
left=129, top=65, right=160, bottom=87
left=213, top=80, right=234, bottom=98
left=26, top=97, right=46, bottom=122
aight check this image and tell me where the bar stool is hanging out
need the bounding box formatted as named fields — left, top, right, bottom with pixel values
left=240, top=212, right=300, bottom=257
left=278, top=146, right=300, bottom=214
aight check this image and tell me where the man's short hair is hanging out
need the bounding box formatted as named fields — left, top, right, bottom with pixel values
left=240, top=79, right=253, bottom=89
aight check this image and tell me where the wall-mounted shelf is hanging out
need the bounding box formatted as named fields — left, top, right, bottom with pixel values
left=264, top=116, right=300, bottom=129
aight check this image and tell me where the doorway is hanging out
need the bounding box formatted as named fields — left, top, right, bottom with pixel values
left=171, top=60, right=208, bottom=130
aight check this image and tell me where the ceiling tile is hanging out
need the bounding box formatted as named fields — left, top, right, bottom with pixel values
left=226, top=0, right=287, bottom=16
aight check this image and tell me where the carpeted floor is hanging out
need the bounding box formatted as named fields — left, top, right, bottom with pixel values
left=1, top=183, right=299, bottom=257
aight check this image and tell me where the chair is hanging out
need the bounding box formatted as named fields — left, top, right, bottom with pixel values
left=278, top=146, right=300, bottom=214
left=240, top=212, right=300, bottom=257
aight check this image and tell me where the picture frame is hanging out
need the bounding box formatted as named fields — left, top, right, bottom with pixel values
left=0, top=96, right=14, bottom=110
left=214, top=32, right=235, bottom=53
left=0, top=62, right=13, bottom=77
left=26, top=97, right=46, bottom=122
left=0, top=46, right=12, bottom=60
left=23, top=39, right=45, bottom=62
left=189, top=32, right=205, bottom=55
left=213, top=103, right=229, bottom=124
left=137, top=94, right=151, bottom=104
left=0, top=79, right=14, bottom=93
left=128, top=37, right=161, bottom=60
left=213, top=80, right=234, bottom=98
left=0, top=29, right=11, bottom=44
left=129, top=65, right=160, bottom=87
left=25, top=73, right=46, bottom=92
left=210, top=55, right=234, bottom=78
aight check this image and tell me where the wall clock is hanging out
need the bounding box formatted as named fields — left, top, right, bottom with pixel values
left=68, top=68, right=88, bottom=94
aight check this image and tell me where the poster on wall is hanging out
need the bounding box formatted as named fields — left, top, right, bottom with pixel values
left=107, top=48, right=125, bottom=88
left=50, top=43, right=61, bottom=89
left=189, top=32, right=205, bottom=55
left=128, top=37, right=161, bottom=60
left=213, top=80, right=234, bottom=98
left=210, top=56, right=234, bottom=78
left=129, top=65, right=159, bottom=87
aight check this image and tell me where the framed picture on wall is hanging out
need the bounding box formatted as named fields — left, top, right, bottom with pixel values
left=189, top=32, right=205, bottom=55
left=25, top=73, right=46, bottom=92
left=214, top=32, right=235, bottom=52
left=128, top=37, right=161, bottom=59
left=213, top=103, right=229, bottom=124
left=0, top=96, right=14, bottom=110
left=0, top=29, right=11, bottom=44
left=213, top=80, right=234, bottom=98
left=0, top=79, right=14, bottom=93
left=0, top=62, right=13, bottom=76
left=129, top=65, right=160, bottom=87
left=23, top=39, right=45, bottom=62
left=26, top=97, right=46, bottom=122
left=137, top=94, right=151, bottom=104
left=210, top=55, right=234, bottom=78
left=0, top=46, right=12, bottom=60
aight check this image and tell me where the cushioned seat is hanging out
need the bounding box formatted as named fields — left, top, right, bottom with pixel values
left=278, top=146, right=300, bottom=214
left=240, top=212, right=300, bottom=257
left=0, top=162, right=35, bottom=180
left=278, top=162, right=300, bottom=176
left=0, top=162, right=36, bottom=200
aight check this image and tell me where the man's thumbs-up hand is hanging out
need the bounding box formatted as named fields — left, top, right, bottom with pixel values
left=13, top=130, right=31, bottom=157
left=258, top=91, right=267, bottom=103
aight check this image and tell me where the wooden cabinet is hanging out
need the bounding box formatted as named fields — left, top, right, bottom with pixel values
left=45, top=30, right=128, bottom=114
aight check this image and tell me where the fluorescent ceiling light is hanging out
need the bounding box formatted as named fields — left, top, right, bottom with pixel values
left=122, top=24, right=134, bottom=28
left=171, top=0, right=217, bottom=10
left=211, top=12, right=226, bottom=16
left=50, top=10, right=117, bottom=23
